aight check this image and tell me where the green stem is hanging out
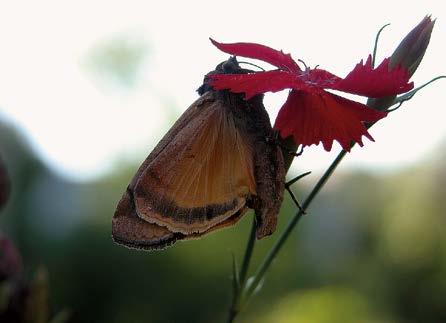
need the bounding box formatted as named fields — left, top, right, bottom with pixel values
left=229, top=149, right=349, bottom=323
left=230, top=118, right=386, bottom=322
left=227, top=216, right=257, bottom=323
left=232, top=112, right=390, bottom=319
left=243, top=150, right=347, bottom=301
left=239, top=217, right=257, bottom=285
left=227, top=310, right=237, bottom=323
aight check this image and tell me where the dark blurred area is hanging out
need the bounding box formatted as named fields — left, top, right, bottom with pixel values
left=0, top=113, right=445, bottom=323
left=0, top=155, right=10, bottom=209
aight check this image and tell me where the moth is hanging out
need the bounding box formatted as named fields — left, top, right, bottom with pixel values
left=112, top=57, right=286, bottom=250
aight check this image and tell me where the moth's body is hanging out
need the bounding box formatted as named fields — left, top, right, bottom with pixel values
left=113, top=59, right=285, bottom=250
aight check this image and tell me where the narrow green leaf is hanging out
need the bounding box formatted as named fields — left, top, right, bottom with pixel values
left=231, top=252, right=240, bottom=295
left=392, top=75, right=446, bottom=106
left=372, top=23, right=391, bottom=67
left=286, top=171, right=312, bottom=187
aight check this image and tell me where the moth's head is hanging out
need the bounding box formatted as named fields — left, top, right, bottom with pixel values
left=197, top=56, right=252, bottom=95
left=215, top=56, right=252, bottom=74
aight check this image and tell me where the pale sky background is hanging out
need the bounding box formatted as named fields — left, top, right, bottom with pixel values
left=0, top=1, right=444, bottom=180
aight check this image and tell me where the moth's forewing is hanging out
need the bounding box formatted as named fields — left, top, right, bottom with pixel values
left=113, top=91, right=259, bottom=249
left=112, top=190, right=180, bottom=250
left=131, top=91, right=257, bottom=234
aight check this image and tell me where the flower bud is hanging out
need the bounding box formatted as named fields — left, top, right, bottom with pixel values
left=368, top=16, right=435, bottom=111
left=390, top=16, right=435, bottom=77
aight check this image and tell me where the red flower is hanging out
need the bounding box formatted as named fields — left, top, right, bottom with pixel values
left=208, top=39, right=414, bottom=151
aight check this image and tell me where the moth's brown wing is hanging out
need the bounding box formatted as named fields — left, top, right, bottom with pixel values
left=112, top=188, right=251, bottom=250
left=112, top=190, right=181, bottom=250
left=112, top=91, right=252, bottom=249
left=131, top=91, right=256, bottom=235
left=112, top=94, right=210, bottom=250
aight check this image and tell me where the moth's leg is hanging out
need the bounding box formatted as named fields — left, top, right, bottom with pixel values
left=265, top=132, right=308, bottom=213
left=265, top=135, right=304, bottom=157
left=288, top=145, right=304, bottom=157
left=287, top=171, right=311, bottom=187
left=276, top=142, right=304, bottom=158
left=285, top=171, right=311, bottom=214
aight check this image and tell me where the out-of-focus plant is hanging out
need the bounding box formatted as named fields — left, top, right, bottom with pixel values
left=84, top=34, right=149, bottom=89
left=0, top=157, right=10, bottom=210
left=0, top=157, right=70, bottom=323
left=264, top=288, right=375, bottom=323
left=0, top=238, right=71, bottom=323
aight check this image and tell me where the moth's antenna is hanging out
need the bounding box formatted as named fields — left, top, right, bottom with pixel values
left=238, top=61, right=266, bottom=72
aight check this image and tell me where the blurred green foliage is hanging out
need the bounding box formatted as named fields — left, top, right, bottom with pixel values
left=0, top=113, right=445, bottom=323
left=263, top=287, right=374, bottom=323
left=84, top=34, right=149, bottom=89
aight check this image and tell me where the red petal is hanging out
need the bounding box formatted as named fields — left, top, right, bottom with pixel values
left=210, top=38, right=301, bottom=73
left=306, top=68, right=342, bottom=86
left=274, top=90, right=387, bottom=151
left=327, top=55, right=414, bottom=97
left=209, top=70, right=305, bottom=99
